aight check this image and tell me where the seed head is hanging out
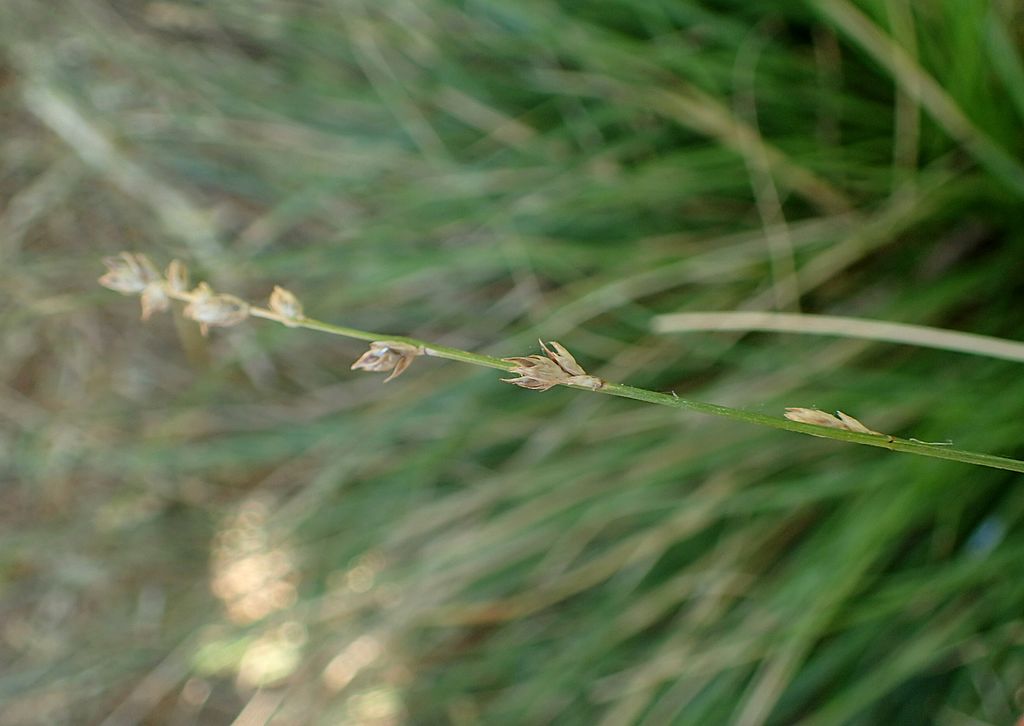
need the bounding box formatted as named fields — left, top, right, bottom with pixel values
left=783, top=408, right=846, bottom=429
left=139, top=283, right=170, bottom=320
left=834, top=411, right=879, bottom=435
left=99, top=252, right=175, bottom=320
left=784, top=407, right=886, bottom=436
left=501, top=354, right=565, bottom=391
left=183, top=282, right=250, bottom=336
left=269, top=286, right=304, bottom=326
left=350, top=341, right=423, bottom=382
left=98, top=252, right=161, bottom=295
left=502, top=340, right=604, bottom=391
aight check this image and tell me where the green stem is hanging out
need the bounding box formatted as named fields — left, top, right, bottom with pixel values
left=284, top=315, right=517, bottom=371
left=597, top=383, right=1024, bottom=473
left=280, top=312, right=1024, bottom=474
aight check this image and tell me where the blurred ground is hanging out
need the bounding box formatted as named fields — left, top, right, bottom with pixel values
left=2, top=1, right=1024, bottom=724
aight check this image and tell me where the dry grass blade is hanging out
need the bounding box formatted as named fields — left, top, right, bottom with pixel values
left=653, top=311, right=1024, bottom=364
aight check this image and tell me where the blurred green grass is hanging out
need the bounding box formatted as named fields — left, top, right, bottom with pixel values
left=2, top=0, right=1024, bottom=724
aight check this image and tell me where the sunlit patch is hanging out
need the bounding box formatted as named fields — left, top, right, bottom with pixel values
left=209, top=497, right=298, bottom=624
left=236, top=622, right=308, bottom=689
left=323, top=634, right=384, bottom=691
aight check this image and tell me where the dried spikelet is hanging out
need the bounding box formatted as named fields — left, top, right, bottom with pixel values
left=350, top=341, right=423, bottom=382
left=784, top=407, right=887, bottom=437
left=783, top=408, right=848, bottom=430
left=139, top=284, right=170, bottom=320
left=540, top=340, right=586, bottom=376
left=502, top=340, right=604, bottom=391
left=98, top=252, right=161, bottom=295
left=501, top=354, right=566, bottom=391
left=183, top=282, right=250, bottom=336
left=98, top=252, right=175, bottom=320
left=166, top=259, right=190, bottom=293
left=269, top=286, right=304, bottom=327
left=834, top=411, right=880, bottom=435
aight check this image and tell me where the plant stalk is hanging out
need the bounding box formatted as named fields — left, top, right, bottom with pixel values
left=235, top=299, right=1024, bottom=474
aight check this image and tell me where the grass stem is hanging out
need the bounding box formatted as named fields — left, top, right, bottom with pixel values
left=196, top=292, right=1024, bottom=473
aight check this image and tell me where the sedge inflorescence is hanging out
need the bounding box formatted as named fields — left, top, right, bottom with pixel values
left=783, top=407, right=889, bottom=438
left=99, top=253, right=254, bottom=334
left=98, top=251, right=424, bottom=381
left=350, top=342, right=424, bottom=382
left=95, top=252, right=1011, bottom=472
left=502, top=340, right=604, bottom=392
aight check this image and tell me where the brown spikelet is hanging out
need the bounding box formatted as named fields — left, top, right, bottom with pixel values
left=99, top=252, right=175, bottom=320
left=834, top=411, right=880, bottom=435
left=784, top=407, right=888, bottom=437
left=350, top=341, right=423, bottom=382
left=139, top=284, right=170, bottom=320
left=502, top=340, right=604, bottom=391
left=269, top=286, right=304, bottom=326
left=182, top=282, right=250, bottom=336
left=98, top=252, right=161, bottom=295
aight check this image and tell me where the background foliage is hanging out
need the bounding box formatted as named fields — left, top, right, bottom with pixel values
left=2, top=1, right=1024, bottom=723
